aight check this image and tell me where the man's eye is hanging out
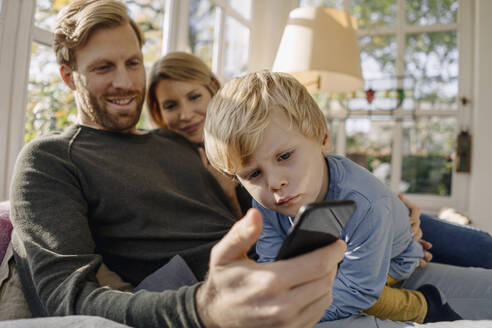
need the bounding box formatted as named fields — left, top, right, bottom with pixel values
left=95, top=65, right=110, bottom=72
left=127, top=60, right=140, bottom=68
left=279, top=152, right=292, bottom=161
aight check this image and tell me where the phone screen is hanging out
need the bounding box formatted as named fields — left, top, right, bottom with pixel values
left=275, top=200, right=356, bottom=260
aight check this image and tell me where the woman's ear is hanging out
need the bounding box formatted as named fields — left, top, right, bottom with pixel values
left=321, top=133, right=333, bottom=155
left=60, top=64, right=76, bottom=90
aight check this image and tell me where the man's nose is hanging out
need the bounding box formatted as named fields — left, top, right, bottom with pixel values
left=112, top=67, right=133, bottom=89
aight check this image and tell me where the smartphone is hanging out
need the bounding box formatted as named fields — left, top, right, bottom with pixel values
left=275, top=200, right=356, bottom=261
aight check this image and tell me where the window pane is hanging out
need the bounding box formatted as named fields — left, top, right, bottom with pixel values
left=348, top=35, right=403, bottom=111
left=327, top=118, right=339, bottom=152
left=405, top=31, right=458, bottom=110
left=351, top=0, right=397, bottom=29
left=223, top=17, right=249, bottom=81
left=228, top=0, right=251, bottom=20
left=402, top=117, right=456, bottom=195
left=26, top=42, right=76, bottom=143
left=345, top=117, right=394, bottom=188
left=127, top=0, right=165, bottom=66
left=189, top=0, right=216, bottom=68
left=406, top=0, right=458, bottom=26
left=299, top=0, right=344, bottom=9
left=34, top=0, right=63, bottom=31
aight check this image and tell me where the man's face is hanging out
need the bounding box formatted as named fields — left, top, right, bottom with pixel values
left=65, top=23, right=146, bottom=133
left=236, top=111, right=331, bottom=218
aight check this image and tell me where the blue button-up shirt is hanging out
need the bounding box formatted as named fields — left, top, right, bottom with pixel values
left=255, top=154, right=424, bottom=321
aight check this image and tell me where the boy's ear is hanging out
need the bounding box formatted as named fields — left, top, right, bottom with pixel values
left=60, top=64, right=76, bottom=90
left=321, top=133, right=332, bottom=155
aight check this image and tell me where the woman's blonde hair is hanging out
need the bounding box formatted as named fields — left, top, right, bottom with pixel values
left=54, top=0, right=144, bottom=69
left=204, top=70, right=329, bottom=176
left=146, top=52, right=221, bottom=128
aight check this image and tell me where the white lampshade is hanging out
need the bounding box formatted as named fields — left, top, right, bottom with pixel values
left=273, top=7, right=364, bottom=93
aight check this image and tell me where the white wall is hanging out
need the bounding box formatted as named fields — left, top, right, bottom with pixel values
left=469, top=0, right=492, bottom=233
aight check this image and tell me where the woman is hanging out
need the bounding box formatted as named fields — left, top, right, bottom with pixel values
left=146, top=51, right=246, bottom=219
left=146, top=51, right=492, bottom=269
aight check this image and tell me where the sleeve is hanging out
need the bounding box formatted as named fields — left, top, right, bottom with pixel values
left=253, top=200, right=287, bottom=263
left=9, top=141, right=204, bottom=328
left=321, top=198, right=394, bottom=321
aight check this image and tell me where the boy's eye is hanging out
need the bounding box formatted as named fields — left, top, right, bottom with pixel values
left=248, top=170, right=261, bottom=180
left=190, top=93, right=201, bottom=101
left=278, top=151, right=292, bottom=161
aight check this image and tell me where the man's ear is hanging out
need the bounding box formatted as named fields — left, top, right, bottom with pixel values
left=321, top=133, right=333, bottom=155
left=60, top=64, right=76, bottom=90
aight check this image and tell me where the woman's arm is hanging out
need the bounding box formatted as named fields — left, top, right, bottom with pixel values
left=398, top=194, right=433, bottom=267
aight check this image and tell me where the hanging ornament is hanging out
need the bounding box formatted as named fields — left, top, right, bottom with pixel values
left=366, top=88, right=375, bottom=104
left=396, top=88, right=405, bottom=109
left=456, top=130, right=472, bottom=173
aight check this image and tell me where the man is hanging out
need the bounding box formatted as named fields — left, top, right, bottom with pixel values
left=10, top=1, right=344, bottom=327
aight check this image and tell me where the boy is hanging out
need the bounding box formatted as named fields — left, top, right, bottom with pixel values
left=204, top=71, right=462, bottom=323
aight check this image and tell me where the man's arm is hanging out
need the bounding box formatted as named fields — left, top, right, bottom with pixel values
left=10, top=139, right=203, bottom=327
left=196, top=209, right=346, bottom=328
left=11, top=140, right=345, bottom=328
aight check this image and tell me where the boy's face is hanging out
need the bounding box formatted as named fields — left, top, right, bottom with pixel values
left=236, top=110, right=330, bottom=217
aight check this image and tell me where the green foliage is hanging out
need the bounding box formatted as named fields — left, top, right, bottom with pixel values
left=351, top=0, right=397, bottom=29
left=402, top=155, right=452, bottom=195
left=25, top=79, right=77, bottom=144
left=406, top=0, right=458, bottom=25
left=189, top=0, right=217, bottom=68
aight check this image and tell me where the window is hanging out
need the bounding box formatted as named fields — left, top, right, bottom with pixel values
left=168, top=0, right=251, bottom=82
left=26, top=0, right=166, bottom=143
left=26, top=0, right=251, bottom=143
left=299, top=0, right=467, bottom=205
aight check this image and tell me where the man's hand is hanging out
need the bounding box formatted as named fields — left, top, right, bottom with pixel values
left=196, top=209, right=346, bottom=328
left=398, top=194, right=433, bottom=267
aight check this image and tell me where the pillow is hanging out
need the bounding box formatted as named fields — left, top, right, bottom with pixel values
left=0, top=201, right=12, bottom=264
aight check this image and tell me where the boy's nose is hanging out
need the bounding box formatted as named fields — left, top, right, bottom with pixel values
left=269, top=175, right=288, bottom=192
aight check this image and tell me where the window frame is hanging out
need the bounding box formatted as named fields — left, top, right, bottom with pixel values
left=0, top=0, right=35, bottom=200
left=299, top=0, right=473, bottom=214
left=163, top=0, right=252, bottom=81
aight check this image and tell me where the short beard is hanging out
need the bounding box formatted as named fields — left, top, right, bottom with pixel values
left=88, top=90, right=143, bottom=132
left=77, top=86, right=144, bottom=133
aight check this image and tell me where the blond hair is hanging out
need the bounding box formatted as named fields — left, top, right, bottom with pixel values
left=54, top=0, right=144, bottom=68
left=146, top=52, right=221, bottom=128
left=204, top=70, right=328, bottom=176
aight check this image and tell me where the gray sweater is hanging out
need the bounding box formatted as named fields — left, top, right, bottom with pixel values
left=10, top=125, right=240, bottom=327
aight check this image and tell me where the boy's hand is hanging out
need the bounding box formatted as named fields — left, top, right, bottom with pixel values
left=398, top=194, right=433, bottom=267
left=195, top=209, right=346, bottom=328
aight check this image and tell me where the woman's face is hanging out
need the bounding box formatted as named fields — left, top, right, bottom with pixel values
left=155, top=79, right=212, bottom=144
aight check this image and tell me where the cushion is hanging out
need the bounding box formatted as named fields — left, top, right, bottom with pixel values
left=0, top=201, right=12, bottom=264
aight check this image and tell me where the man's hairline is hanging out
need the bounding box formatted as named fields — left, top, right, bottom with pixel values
left=67, top=22, right=143, bottom=71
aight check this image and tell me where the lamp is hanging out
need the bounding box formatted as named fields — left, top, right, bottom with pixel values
left=273, top=7, right=363, bottom=93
